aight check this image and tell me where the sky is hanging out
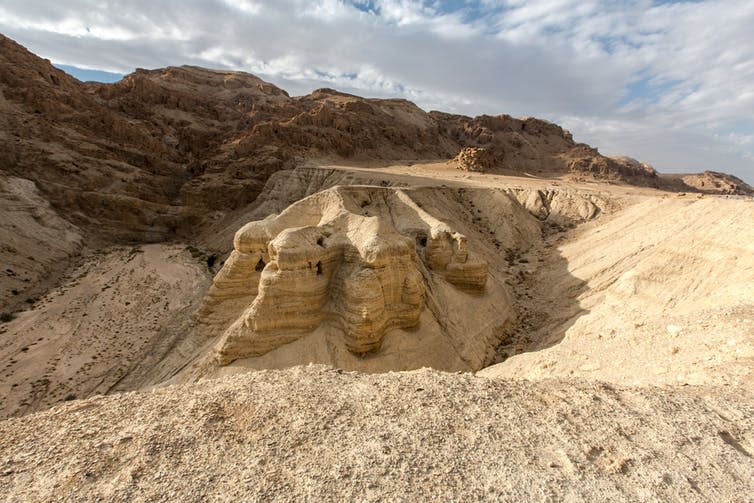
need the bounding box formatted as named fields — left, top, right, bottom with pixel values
left=1, top=0, right=753, bottom=183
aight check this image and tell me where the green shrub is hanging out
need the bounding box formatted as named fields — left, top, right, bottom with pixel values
left=185, top=245, right=204, bottom=259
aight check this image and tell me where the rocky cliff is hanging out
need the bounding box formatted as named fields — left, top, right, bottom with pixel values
left=1, top=33, right=748, bottom=250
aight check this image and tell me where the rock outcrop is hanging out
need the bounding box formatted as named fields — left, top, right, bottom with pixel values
left=680, top=170, right=754, bottom=195
left=440, top=114, right=665, bottom=188
left=508, top=188, right=606, bottom=224
left=202, top=186, right=487, bottom=364
left=453, top=147, right=500, bottom=171
left=565, top=149, right=659, bottom=183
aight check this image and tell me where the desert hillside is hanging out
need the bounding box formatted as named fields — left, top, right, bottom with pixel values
left=1, top=32, right=751, bottom=313
left=1, top=33, right=753, bottom=501
left=1, top=32, right=750, bottom=242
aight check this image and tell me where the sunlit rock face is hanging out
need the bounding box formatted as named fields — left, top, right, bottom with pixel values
left=201, top=186, right=488, bottom=364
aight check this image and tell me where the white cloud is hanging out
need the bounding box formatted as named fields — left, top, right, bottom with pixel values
left=0, top=0, right=752, bottom=182
left=222, top=0, right=262, bottom=15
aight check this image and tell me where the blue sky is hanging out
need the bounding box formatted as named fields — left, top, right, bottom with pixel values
left=54, top=64, right=122, bottom=83
left=1, top=0, right=753, bottom=183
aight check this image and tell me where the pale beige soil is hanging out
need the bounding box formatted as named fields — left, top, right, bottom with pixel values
left=481, top=195, right=754, bottom=386
left=318, top=160, right=663, bottom=196
left=1, top=366, right=753, bottom=502
left=0, top=244, right=211, bottom=419
left=0, top=177, right=83, bottom=314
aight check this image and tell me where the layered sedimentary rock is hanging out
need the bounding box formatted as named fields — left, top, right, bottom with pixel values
left=202, top=186, right=488, bottom=364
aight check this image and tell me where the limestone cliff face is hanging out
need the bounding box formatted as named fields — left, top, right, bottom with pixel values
left=202, top=186, right=488, bottom=364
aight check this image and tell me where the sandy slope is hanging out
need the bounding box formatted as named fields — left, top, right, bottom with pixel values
left=481, top=195, right=754, bottom=386
left=1, top=366, right=753, bottom=502
left=0, top=244, right=211, bottom=419
left=0, top=177, right=82, bottom=314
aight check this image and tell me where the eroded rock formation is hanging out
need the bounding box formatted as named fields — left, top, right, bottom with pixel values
left=454, top=147, right=500, bottom=171
left=202, top=186, right=488, bottom=364
left=508, top=188, right=606, bottom=224
left=680, top=171, right=754, bottom=195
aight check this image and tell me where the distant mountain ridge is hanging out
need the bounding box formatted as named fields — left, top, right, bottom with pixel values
left=0, top=33, right=750, bottom=244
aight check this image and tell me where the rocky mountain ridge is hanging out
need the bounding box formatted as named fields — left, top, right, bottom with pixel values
left=1, top=33, right=750, bottom=248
